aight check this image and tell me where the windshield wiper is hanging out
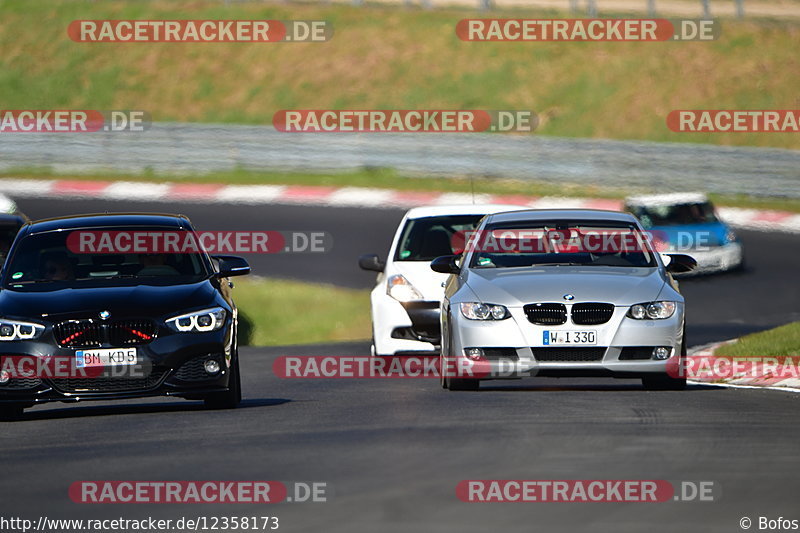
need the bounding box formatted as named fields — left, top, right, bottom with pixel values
left=75, top=274, right=138, bottom=280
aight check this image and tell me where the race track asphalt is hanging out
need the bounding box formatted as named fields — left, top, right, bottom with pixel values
left=1, top=197, right=798, bottom=533
left=14, top=197, right=800, bottom=345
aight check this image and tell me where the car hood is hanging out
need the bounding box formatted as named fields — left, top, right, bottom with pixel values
left=464, top=266, right=668, bottom=307
left=390, top=261, right=449, bottom=301
left=0, top=280, right=219, bottom=321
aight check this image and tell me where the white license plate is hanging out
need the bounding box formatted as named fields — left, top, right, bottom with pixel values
left=543, top=330, right=596, bottom=345
left=76, top=348, right=137, bottom=368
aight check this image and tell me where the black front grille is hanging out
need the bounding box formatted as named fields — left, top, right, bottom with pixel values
left=54, top=321, right=101, bottom=348
left=108, top=320, right=157, bottom=346
left=571, top=303, right=615, bottom=325
left=54, top=319, right=157, bottom=348
left=175, top=356, right=222, bottom=382
left=0, top=377, right=42, bottom=390
left=619, top=347, right=655, bottom=360
left=524, top=303, right=567, bottom=325
left=532, top=347, right=606, bottom=362
left=51, top=368, right=168, bottom=393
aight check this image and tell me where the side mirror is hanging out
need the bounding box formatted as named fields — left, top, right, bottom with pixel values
left=358, top=254, right=385, bottom=272
left=430, top=255, right=460, bottom=275
left=213, top=255, right=251, bottom=277
left=664, top=253, right=697, bottom=274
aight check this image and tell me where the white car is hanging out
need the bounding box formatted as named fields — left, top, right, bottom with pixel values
left=359, top=204, right=521, bottom=356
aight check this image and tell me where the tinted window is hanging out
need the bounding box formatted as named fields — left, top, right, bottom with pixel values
left=469, top=221, right=657, bottom=269
left=394, top=215, right=484, bottom=261
left=3, top=228, right=211, bottom=288
left=629, top=202, right=718, bottom=227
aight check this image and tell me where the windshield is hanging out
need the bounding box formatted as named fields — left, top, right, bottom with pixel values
left=628, top=201, right=718, bottom=228
left=394, top=214, right=485, bottom=261
left=468, top=221, right=657, bottom=269
left=3, top=228, right=212, bottom=288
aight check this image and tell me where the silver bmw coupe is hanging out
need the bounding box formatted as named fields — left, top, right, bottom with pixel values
left=432, top=209, right=696, bottom=391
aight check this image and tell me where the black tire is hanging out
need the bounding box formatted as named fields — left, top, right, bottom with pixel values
left=0, top=404, right=26, bottom=421
left=642, top=374, right=686, bottom=391
left=445, top=377, right=480, bottom=391
left=204, top=356, right=242, bottom=409
left=441, top=361, right=481, bottom=390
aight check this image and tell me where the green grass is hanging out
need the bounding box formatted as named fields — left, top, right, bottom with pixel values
left=0, top=1, right=799, bottom=149
left=5, top=168, right=800, bottom=214
left=714, top=322, right=800, bottom=358
left=233, top=276, right=371, bottom=346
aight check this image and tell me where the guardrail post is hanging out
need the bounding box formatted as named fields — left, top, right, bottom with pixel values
left=647, top=0, right=656, bottom=16
left=735, top=0, right=744, bottom=17
left=701, top=0, right=711, bottom=17
left=587, top=0, right=598, bottom=16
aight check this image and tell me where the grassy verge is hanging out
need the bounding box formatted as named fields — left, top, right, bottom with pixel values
left=233, top=276, right=370, bottom=346
left=714, top=322, right=800, bottom=358
left=5, top=168, right=800, bottom=214
left=1, top=1, right=799, bottom=149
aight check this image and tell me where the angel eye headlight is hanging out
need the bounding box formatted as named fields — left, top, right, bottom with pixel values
left=627, top=301, right=676, bottom=320
left=0, top=319, right=45, bottom=341
left=167, top=307, right=226, bottom=332
left=460, top=302, right=510, bottom=321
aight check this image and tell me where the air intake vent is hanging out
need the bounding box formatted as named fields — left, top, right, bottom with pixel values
left=532, top=347, right=606, bottom=362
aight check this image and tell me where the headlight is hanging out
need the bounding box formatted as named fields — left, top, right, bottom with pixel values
left=725, top=229, right=737, bottom=244
left=166, top=307, right=226, bottom=332
left=627, top=301, right=677, bottom=320
left=0, top=319, right=45, bottom=341
left=459, top=302, right=510, bottom=321
left=387, top=275, right=423, bottom=302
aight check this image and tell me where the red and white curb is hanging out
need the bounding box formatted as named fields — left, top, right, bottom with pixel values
left=686, top=341, right=800, bottom=392
left=1, top=178, right=799, bottom=234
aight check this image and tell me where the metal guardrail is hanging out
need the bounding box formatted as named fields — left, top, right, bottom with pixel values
left=215, top=0, right=800, bottom=21
left=220, top=0, right=751, bottom=18
left=2, top=123, right=799, bottom=198
left=370, top=0, right=747, bottom=18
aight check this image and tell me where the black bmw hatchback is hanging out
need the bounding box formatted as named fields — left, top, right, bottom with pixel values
left=0, top=213, right=250, bottom=418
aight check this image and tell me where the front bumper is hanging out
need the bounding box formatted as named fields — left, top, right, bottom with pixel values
left=446, top=304, right=684, bottom=380
left=677, top=242, right=743, bottom=275
left=371, top=292, right=440, bottom=355
left=0, top=325, right=235, bottom=405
